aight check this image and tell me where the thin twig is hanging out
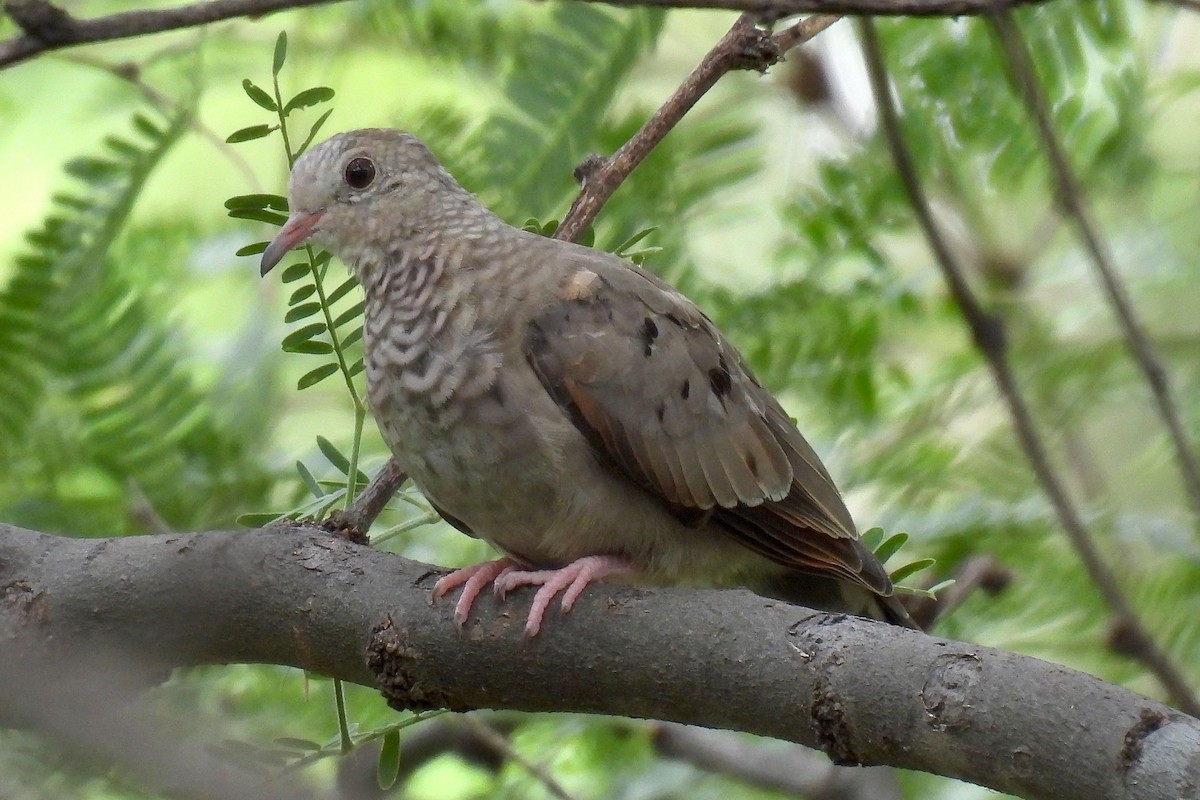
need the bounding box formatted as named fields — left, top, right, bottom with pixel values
left=0, top=0, right=1054, bottom=71
left=556, top=14, right=838, bottom=242
left=773, top=12, right=840, bottom=51
left=555, top=14, right=774, bottom=242
left=988, top=10, right=1200, bottom=533
left=337, top=457, right=408, bottom=535
left=857, top=17, right=1200, bottom=717
left=461, top=716, right=580, bottom=800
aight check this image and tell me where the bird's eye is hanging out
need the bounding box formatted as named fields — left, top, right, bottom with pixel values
left=344, top=157, right=376, bottom=189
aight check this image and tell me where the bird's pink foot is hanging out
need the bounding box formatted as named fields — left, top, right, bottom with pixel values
left=492, top=555, right=633, bottom=637
left=431, top=557, right=518, bottom=628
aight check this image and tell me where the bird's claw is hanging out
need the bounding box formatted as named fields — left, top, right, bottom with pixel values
left=433, top=555, right=632, bottom=636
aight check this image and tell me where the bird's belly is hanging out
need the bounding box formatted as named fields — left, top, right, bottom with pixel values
left=369, top=354, right=765, bottom=584
left=369, top=365, right=565, bottom=540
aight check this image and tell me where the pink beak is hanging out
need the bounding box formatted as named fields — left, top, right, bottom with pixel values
left=260, top=210, right=325, bottom=275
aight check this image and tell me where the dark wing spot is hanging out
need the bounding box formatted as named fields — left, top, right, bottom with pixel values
left=708, top=365, right=733, bottom=398
left=745, top=452, right=759, bottom=478
left=640, top=317, right=659, bottom=357
left=680, top=379, right=691, bottom=399
left=655, top=403, right=665, bottom=423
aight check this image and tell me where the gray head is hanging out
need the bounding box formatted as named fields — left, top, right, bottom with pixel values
left=260, top=129, right=467, bottom=275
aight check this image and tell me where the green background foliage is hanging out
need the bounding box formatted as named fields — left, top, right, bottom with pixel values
left=1, top=1, right=1198, bottom=797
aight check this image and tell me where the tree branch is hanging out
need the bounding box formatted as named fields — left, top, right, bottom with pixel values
left=857, top=17, right=1200, bottom=718
left=0, top=0, right=1053, bottom=72
left=555, top=13, right=836, bottom=242
left=1, top=523, right=1197, bottom=800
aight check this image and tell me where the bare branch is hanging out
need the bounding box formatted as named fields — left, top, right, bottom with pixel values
left=0, top=0, right=353, bottom=69
left=0, top=0, right=1052, bottom=71
left=1, top=523, right=1196, bottom=800
left=334, top=457, right=409, bottom=536
left=556, top=14, right=775, bottom=242
left=987, top=10, right=1200, bottom=532
left=857, top=17, right=1200, bottom=718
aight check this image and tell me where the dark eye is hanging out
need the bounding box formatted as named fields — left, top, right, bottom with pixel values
left=344, top=157, right=376, bottom=189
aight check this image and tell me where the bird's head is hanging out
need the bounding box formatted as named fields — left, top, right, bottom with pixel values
left=260, top=129, right=462, bottom=276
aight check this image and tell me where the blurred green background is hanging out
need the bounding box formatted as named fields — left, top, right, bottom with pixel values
left=1, top=0, right=1199, bottom=797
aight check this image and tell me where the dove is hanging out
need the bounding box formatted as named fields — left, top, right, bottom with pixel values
left=260, top=129, right=916, bottom=635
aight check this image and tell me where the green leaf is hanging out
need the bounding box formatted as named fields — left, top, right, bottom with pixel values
left=316, top=436, right=368, bottom=483
left=297, top=363, right=339, bottom=390
left=284, top=302, right=322, bottom=323
left=926, top=578, right=956, bottom=596
left=288, top=285, right=317, bottom=305
left=297, top=108, right=335, bottom=154
left=226, top=124, right=277, bottom=144
left=280, top=263, right=310, bottom=283
left=236, top=241, right=269, bottom=256
left=341, top=327, right=363, bottom=347
left=333, top=301, right=364, bottom=329
left=228, top=208, right=288, bottom=226
left=376, top=730, right=401, bottom=791
left=103, top=136, right=140, bottom=158
left=316, top=436, right=350, bottom=475
left=281, top=323, right=327, bottom=350
left=873, top=533, right=909, bottom=564
left=889, top=558, right=936, bottom=584
left=860, top=527, right=885, bottom=551
left=326, top=277, right=359, bottom=305
left=65, top=157, right=121, bottom=182
left=348, top=358, right=364, bottom=377
left=242, top=79, right=278, bottom=111
left=285, top=340, right=334, bottom=355
left=613, top=226, right=657, bottom=256
left=132, top=113, right=163, bottom=140
left=272, top=32, right=288, bottom=76
left=296, top=460, right=324, bottom=499
left=284, top=87, right=336, bottom=115
left=225, top=193, right=287, bottom=211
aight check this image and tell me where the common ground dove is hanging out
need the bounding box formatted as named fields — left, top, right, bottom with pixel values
left=261, top=129, right=916, bottom=634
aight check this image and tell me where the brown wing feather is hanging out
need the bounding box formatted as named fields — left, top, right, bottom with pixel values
left=524, top=255, right=894, bottom=598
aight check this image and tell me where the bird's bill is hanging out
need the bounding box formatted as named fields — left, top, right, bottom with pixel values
left=260, top=210, right=325, bottom=276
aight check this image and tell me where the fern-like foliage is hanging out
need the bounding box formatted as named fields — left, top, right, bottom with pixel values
left=0, top=107, right=271, bottom=534
left=446, top=5, right=665, bottom=221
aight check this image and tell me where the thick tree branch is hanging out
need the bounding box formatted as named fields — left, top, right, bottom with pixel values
left=1, top=523, right=1197, bottom=800
left=0, top=0, right=1052, bottom=71
left=857, top=18, right=1200, bottom=717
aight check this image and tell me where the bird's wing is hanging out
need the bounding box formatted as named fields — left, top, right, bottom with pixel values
left=523, top=254, right=891, bottom=595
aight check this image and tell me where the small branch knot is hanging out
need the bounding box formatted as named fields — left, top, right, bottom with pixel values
left=367, top=616, right=460, bottom=713
left=572, top=154, right=607, bottom=187
left=730, top=26, right=782, bottom=73
left=4, top=0, right=74, bottom=44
